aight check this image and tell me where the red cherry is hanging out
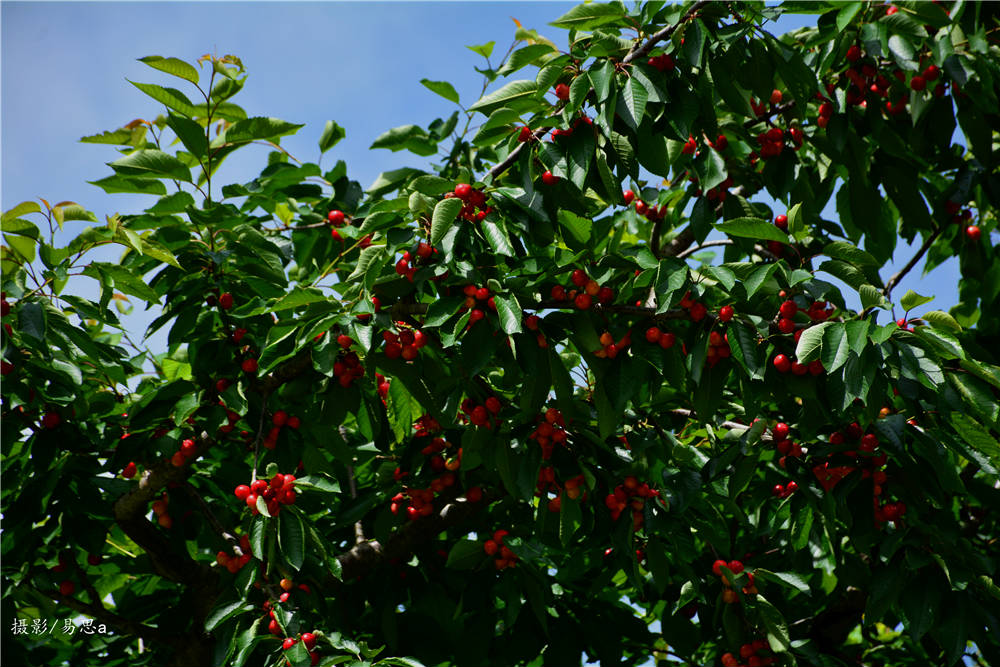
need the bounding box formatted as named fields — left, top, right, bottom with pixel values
left=774, top=214, right=788, bottom=230
left=597, top=286, right=614, bottom=304
left=778, top=318, right=796, bottom=334
left=727, top=560, right=744, bottom=574
left=241, top=358, right=258, bottom=374
left=180, top=439, right=197, bottom=457
left=518, top=126, right=532, bottom=142
left=122, top=462, right=137, bottom=479
left=41, top=411, right=61, bottom=429
left=0, top=360, right=12, bottom=375
left=623, top=189, right=635, bottom=204
left=59, top=580, right=75, bottom=596
left=282, top=637, right=297, bottom=650
left=234, top=485, right=251, bottom=501
left=712, top=559, right=727, bottom=576
left=910, top=75, right=926, bottom=91
left=570, top=269, right=588, bottom=287
left=301, top=632, right=316, bottom=650
left=846, top=45, right=861, bottom=63
left=327, top=210, right=346, bottom=226
left=770, top=89, right=783, bottom=105
left=645, top=327, right=661, bottom=343
left=574, top=293, right=592, bottom=310
left=454, top=183, right=472, bottom=199
left=773, top=354, right=792, bottom=373
left=542, top=170, right=559, bottom=185
left=965, top=225, right=981, bottom=241
left=286, top=416, right=301, bottom=430
left=924, top=65, right=940, bottom=81
left=554, top=83, right=570, bottom=100
left=718, top=305, right=734, bottom=322
left=773, top=422, right=789, bottom=440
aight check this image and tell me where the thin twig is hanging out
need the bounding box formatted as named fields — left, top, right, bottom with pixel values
left=181, top=481, right=242, bottom=554
left=677, top=239, right=734, bottom=259
left=883, top=226, right=943, bottom=300
left=341, top=425, right=367, bottom=545
left=622, top=0, right=714, bottom=64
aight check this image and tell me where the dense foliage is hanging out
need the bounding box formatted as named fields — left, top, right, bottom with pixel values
left=2, top=2, right=999, bottom=666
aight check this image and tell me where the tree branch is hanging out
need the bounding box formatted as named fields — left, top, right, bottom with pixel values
left=622, top=0, right=714, bottom=64
left=181, top=481, right=242, bottom=554
left=883, top=226, right=943, bottom=300
left=392, top=300, right=707, bottom=322
left=487, top=127, right=549, bottom=182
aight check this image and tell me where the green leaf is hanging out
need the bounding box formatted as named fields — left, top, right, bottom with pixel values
left=128, top=80, right=198, bottom=116
left=420, top=78, right=460, bottom=104
left=138, top=55, right=199, bottom=83
left=430, top=197, right=463, bottom=246
left=860, top=285, right=887, bottom=310
left=109, top=149, right=192, bottom=182
left=493, top=295, right=522, bottom=335
left=278, top=509, right=305, bottom=571
left=497, top=45, right=556, bottom=77
left=617, top=77, right=648, bottom=131
left=446, top=539, right=484, bottom=570
left=795, top=321, right=834, bottom=363
left=17, top=302, right=46, bottom=342
left=319, top=120, right=346, bottom=153
left=715, top=217, right=790, bottom=243
left=836, top=2, right=863, bottom=33
left=367, top=167, right=424, bottom=197
left=468, top=80, right=537, bottom=114
left=1, top=218, right=40, bottom=239
left=556, top=210, right=593, bottom=248
left=900, top=289, right=934, bottom=312
left=204, top=599, right=250, bottom=632
left=823, top=240, right=879, bottom=267
left=481, top=219, right=515, bottom=257
left=550, top=2, right=625, bottom=29
left=922, top=310, right=961, bottom=333
left=757, top=597, right=792, bottom=653
left=221, top=117, right=304, bottom=145
left=273, top=288, right=328, bottom=312
left=87, top=174, right=168, bottom=195
left=80, top=129, right=134, bottom=145
left=348, top=246, right=384, bottom=281
left=466, top=41, right=495, bottom=58
left=754, top=568, right=810, bottom=593
left=2, top=201, right=42, bottom=223
left=821, top=322, right=851, bottom=373
left=148, top=191, right=195, bottom=215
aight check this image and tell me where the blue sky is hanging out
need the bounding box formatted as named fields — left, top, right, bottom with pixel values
left=2, top=2, right=962, bottom=357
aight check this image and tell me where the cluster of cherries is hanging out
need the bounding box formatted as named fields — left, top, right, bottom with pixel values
left=261, top=409, right=302, bottom=450
left=721, top=640, right=777, bottom=667
left=333, top=349, right=365, bottom=389
left=549, top=114, right=593, bottom=142
left=460, top=284, right=497, bottom=324
left=624, top=189, right=669, bottom=223
left=394, top=242, right=436, bottom=281
left=151, top=492, right=173, bottom=529
left=50, top=552, right=102, bottom=597
left=604, top=476, right=660, bottom=531
left=550, top=268, right=614, bottom=311
left=644, top=326, right=677, bottom=350
left=771, top=421, right=805, bottom=470
left=170, top=438, right=199, bottom=467
left=234, top=473, right=297, bottom=516
left=536, top=467, right=586, bottom=513
left=459, top=396, right=502, bottom=428
left=646, top=52, right=676, bottom=72
left=281, top=631, right=320, bottom=666
left=713, top=558, right=757, bottom=603
left=944, top=200, right=982, bottom=241
left=705, top=330, right=733, bottom=368
left=839, top=46, right=946, bottom=118
left=678, top=291, right=708, bottom=322
left=815, top=423, right=905, bottom=527
left=753, top=124, right=804, bottom=160
left=772, top=353, right=823, bottom=376
left=482, top=529, right=518, bottom=570
left=528, top=407, right=569, bottom=460
left=444, top=182, right=492, bottom=223
left=594, top=330, right=631, bottom=359
left=327, top=208, right=348, bottom=242
left=523, top=314, right=548, bottom=349
left=216, top=535, right=253, bottom=574
left=382, top=325, right=427, bottom=361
